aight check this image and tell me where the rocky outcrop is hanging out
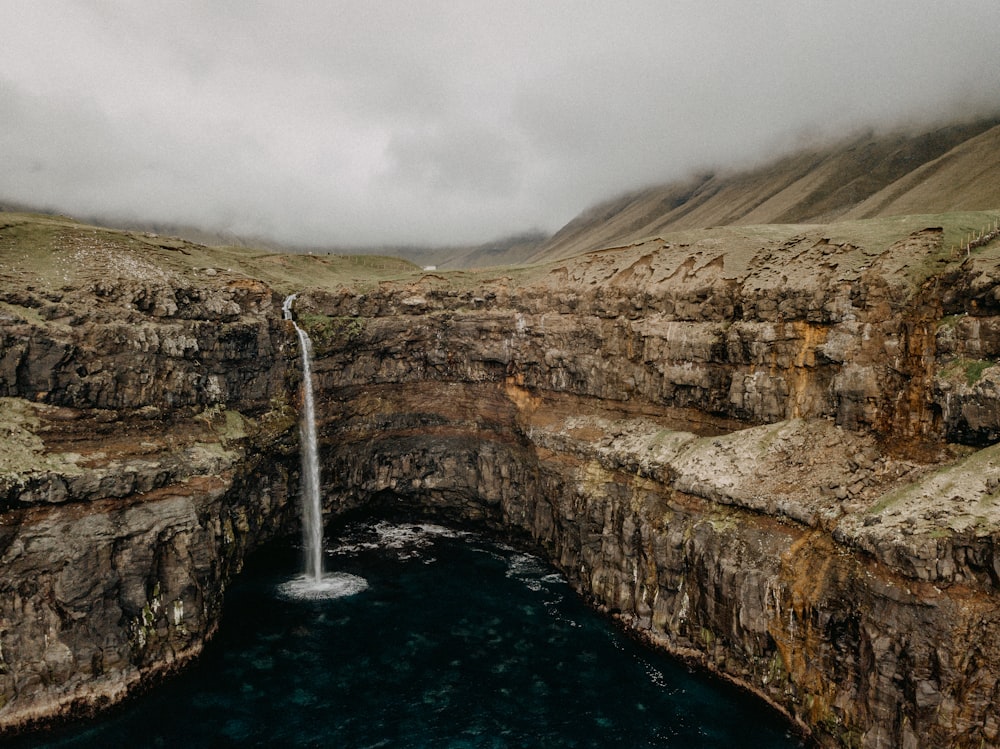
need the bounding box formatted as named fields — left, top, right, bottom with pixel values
left=319, top=388, right=1000, bottom=747
left=0, top=397, right=301, bottom=728
left=307, top=225, right=1000, bottom=447
left=2, top=214, right=1000, bottom=747
left=0, top=222, right=303, bottom=728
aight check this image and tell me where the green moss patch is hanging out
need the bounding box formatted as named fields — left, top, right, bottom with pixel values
left=940, top=357, right=996, bottom=386
left=297, top=312, right=366, bottom=353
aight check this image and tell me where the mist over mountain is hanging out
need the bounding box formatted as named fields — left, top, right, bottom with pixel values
left=3, top=3, right=999, bottom=250
left=7, top=113, right=1000, bottom=270
left=521, top=114, right=1000, bottom=265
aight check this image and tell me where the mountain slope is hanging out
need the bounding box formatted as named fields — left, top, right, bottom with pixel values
left=843, top=122, right=1000, bottom=219
left=527, top=115, right=1000, bottom=263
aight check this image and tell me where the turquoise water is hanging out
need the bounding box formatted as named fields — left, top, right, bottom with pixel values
left=22, top=521, right=806, bottom=748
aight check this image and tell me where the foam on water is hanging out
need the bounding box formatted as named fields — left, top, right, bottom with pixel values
left=332, top=520, right=469, bottom=560
left=276, top=572, right=369, bottom=601
left=505, top=552, right=551, bottom=591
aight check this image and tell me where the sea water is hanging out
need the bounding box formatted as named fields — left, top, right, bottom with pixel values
left=21, top=521, right=805, bottom=748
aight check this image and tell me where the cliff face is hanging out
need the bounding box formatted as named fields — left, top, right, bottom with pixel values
left=0, top=221, right=302, bottom=726
left=3, top=214, right=1000, bottom=747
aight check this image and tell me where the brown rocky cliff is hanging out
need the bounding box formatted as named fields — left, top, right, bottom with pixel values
left=0, top=223, right=302, bottom=728
left=2, top=216, right=1000, bottom=747
left=302, top=224, right=1000, bottom=747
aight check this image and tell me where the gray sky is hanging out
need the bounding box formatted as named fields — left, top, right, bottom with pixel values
left=2, top=1, right=999, bottom=247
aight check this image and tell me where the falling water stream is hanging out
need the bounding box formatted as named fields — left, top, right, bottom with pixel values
left=279, top=294, right=367, bottom=599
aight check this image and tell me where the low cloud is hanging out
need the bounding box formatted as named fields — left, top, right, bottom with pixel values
left=2, top=1, right=998, bottom=247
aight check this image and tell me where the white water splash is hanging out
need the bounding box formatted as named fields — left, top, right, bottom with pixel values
left=276, top=571, right=369, bottom=601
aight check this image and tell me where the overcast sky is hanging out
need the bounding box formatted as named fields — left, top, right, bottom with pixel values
left=2, top=1, right=999, bottom=247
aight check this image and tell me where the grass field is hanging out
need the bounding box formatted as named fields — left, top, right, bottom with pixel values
left=3, top=208, right=999, bottom=298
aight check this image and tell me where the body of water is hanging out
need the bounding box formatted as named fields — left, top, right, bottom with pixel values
left=21, top=521, right=805, bottom=748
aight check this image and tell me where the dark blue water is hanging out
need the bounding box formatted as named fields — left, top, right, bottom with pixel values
left=21, top=522, right=805, bottom=748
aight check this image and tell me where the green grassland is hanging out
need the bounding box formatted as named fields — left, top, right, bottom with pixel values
left=0, top=211, right=419, bottom=295
left=2, top=208, right=999, bottom=299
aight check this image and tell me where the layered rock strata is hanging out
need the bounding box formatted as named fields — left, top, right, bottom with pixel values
left=0, top=229, right=301, bottom=727
left=2, top=218, right=1000, bottom=747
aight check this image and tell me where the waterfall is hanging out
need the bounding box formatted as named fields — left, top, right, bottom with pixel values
left=283, top=294, right=324, bottom=582
left=279, top=294, right=367, bottom=600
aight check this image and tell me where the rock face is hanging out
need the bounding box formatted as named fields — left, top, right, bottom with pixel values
left=3, top=216, right=1000, bottom=747
left=0, top=222, right=301, bottom=727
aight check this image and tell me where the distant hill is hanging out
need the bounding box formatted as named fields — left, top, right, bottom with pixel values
left=0, top=207, right=548, bottom=272
left=434, top=230, right=549, bottom=269
left=523, top=114, right=1000, bottom=264
left=311, top=230, right=549, bottom=270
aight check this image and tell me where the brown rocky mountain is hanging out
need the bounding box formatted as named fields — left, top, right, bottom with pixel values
left=523, top=114, right=1000, bottom=264
left=4, top=110, right=1000, bottom=746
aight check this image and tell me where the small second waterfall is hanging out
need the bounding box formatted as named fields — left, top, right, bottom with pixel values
left=279, top=294, right=367, bottom=600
